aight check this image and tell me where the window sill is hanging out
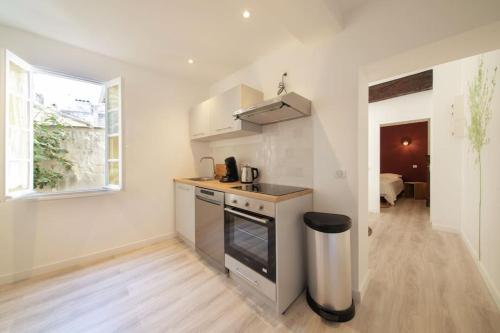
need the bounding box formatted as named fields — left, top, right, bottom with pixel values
left=5, top=188, right=122, bottom=202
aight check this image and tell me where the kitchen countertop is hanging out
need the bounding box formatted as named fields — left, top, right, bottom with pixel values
left=174, top=178, right=313, bottom=203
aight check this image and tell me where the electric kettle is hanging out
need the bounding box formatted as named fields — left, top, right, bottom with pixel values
left=241, top=165, right=259, bottom=184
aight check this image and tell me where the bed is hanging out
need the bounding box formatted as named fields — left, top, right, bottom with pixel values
left=380, top=173, right=404, bottom=205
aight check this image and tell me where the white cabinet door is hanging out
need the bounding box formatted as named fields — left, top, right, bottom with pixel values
left=210, top=85, right=263, bottom=135
left=210, top=86, right=241, bottom=134
left=190, top=101, right=211, bottom=139
left=175, top=183, right=195, bottom=245
left=190, top=85, right=263, bottom=141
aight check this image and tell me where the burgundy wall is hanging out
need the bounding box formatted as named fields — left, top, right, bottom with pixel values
left=380, top=122, right=428, bottom=182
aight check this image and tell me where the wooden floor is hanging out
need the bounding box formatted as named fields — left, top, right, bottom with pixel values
left=1, top=198, right=499, bottom=332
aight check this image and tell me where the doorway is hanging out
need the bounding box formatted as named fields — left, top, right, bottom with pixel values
left=360, top=44, right=500, bottom=315
left=367, top=72, right=432, bottom=238
left=379, top=120, right=430, bottom=207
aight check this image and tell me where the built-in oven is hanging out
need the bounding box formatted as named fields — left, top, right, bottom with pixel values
left=224, top=194, right=276, bottom=282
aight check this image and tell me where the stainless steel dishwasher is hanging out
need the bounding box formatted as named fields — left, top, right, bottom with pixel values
left=195, top=187, right=225, bottom=271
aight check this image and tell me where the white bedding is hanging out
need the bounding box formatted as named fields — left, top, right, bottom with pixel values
left=380, top=174, right=404, bottom=205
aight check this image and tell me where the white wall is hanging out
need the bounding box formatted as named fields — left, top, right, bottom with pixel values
left=459, top=50, right=500, bottom=307
left=429, top=61, right=465, bottom=232
left=0, top=25, right=208, bottom=281
left=368, top=91, right=432, bottom=212
left=208, top=0, right=500, bottom=297
left=208, top=117, right=313, bottom=188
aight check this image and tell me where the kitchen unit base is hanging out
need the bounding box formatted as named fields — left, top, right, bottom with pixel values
left=225, top=193, right=313, bottom=314
left=175, top=183, right=195, bottom=245
left=195, top=187, right=225, bottom=272
left=225, top=254, right=276, bottom=302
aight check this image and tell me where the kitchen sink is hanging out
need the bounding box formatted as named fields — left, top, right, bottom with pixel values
left=187, top=177, right=215, bottom=181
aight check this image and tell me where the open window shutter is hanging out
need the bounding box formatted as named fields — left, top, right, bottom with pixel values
left=104, top=77, right=122, bottom=189
left=5, top=50, right=34, bottom=197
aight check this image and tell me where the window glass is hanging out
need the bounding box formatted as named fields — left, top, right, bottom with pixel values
left=7, top=128, right=30, bottom=159
left=7, top=161, right=29, bottom=193
left=8, top=96, right=29, bottom=127
left=32, top=72, right=106, bottom=192
left=107, top=85, right=119, bottom=110
left=108, top=161, right=119, bottom=185
left=107, top=110, right=119, bottom=135
left=8, top=61, right=29, bottom=96
left=108, top=136, right=119, bottom=160
left=5, top=54, right=122, bottom=196
left=105, top=79, right=121, bottom=188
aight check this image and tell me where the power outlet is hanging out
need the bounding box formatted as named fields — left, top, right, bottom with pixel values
left=336, top=169, right=347, bottom=179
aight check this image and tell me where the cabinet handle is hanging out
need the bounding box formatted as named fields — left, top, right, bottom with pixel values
left=215, top=126, right=232, bottom=132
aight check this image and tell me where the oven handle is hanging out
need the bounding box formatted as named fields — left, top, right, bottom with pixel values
left=224, top=207, right=269, bottom=225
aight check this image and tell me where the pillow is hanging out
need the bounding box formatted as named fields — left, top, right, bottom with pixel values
left=380, top=173, right=402, bottom=179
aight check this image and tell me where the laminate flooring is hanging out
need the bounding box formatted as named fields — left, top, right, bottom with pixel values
left=1, top=198, right=499, bottom=332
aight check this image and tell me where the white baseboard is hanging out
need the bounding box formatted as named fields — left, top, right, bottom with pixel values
left=431, top=223, right=460, bottom=234
left=460, top=232, right=479, bottom=261
left=477, top=261, right=500, bottom=311
left=459, top=233, right=500, bottom=311
left=176, top=232, right=195, bottom=250
left=0, top=233, right=176, bottom=286
left=353, top=270, right=371, bottom=304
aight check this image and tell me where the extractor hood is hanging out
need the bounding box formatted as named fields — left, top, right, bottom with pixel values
left=233, top=92, right=311, bottom=125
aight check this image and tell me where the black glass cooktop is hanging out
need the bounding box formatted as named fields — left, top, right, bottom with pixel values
left=232, top=183, right=305, bottom=196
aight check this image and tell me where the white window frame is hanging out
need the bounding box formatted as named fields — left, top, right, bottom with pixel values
left=2, top=49, right=123, bottom=201
left=4, top=50, right=34, bottom=199
left=104, top=77, right=122, bottom=191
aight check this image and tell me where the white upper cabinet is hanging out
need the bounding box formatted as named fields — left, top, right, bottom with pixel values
left=190, top=99, right=211, bottom=139
left=190, top=84, right=263, bottom=141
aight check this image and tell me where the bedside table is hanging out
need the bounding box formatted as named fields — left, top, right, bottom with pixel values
left=404, top=182, right=427, bottom=200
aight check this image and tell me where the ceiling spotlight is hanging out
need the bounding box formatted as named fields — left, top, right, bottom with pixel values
left=242, top=10, right=251, bottom=18
left=188, top=59, right=194, bottom=64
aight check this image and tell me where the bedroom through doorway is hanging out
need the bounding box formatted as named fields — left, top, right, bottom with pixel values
left=367, top=70, right=433, bottom=238
left=379, top=120, right=430, bottom=209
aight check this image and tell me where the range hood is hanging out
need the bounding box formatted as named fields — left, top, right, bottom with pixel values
left=233, top=92, right=311, bottom=125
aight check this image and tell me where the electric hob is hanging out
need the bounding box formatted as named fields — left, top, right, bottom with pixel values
left=231, top=183, right=305, bottom=196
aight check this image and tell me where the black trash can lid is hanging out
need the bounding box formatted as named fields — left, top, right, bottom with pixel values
left=303, top=212, right=352, bottom=233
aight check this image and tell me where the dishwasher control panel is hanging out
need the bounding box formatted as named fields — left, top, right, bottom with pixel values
left=225, top=193, right=275, bottom=217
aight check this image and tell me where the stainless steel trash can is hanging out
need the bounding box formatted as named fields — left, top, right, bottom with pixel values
left=303, top=212, right=355, bottom=322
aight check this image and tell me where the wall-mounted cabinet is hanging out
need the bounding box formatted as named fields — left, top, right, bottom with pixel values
left=190, top=100, right=212, bottom=139
left=190, top=84, right=263, bottom=141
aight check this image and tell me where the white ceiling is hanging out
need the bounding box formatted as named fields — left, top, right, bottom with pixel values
left=0, top=0, right=373, bottom=82
left=337, top=0, right=372, bottom=16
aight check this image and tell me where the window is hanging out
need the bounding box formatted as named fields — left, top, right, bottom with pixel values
left=4, top=50, right=122, bottom=198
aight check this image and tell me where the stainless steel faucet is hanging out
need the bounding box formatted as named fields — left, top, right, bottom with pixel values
left=200, top=156, right=216, bottom=179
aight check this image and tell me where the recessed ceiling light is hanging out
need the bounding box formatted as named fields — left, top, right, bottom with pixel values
left=188, top=59, right=194, bottom=64
left=242, top=10, right=251, bottom=19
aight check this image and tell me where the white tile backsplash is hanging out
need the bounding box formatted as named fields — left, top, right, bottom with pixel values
left=209, top=117, right=313, bottom=187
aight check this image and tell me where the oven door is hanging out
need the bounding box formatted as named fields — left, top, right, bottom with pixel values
left=224, top=207, right=276, bottom=282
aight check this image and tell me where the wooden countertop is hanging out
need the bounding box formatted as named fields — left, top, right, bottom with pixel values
left=174, top=178, right=312, bottom=203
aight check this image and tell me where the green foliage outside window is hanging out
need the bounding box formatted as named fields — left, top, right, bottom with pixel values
left=34, top=114, right=74, bottom=189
